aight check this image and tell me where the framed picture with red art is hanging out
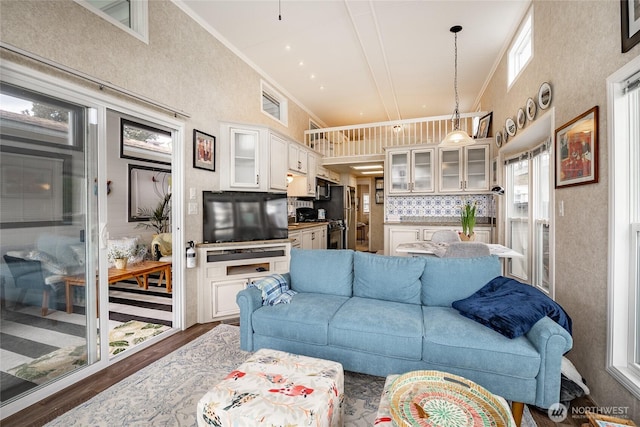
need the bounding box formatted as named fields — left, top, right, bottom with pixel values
left=555, top=106, right=599, bottom=188
left=193, top=129, right=215, bottom=172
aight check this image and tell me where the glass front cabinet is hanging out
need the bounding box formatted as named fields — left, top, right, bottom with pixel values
left=387, top=148, right=435, bottom=194
left=438, top=144, right=489, bottom=193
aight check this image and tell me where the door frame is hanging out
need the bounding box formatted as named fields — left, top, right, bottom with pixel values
left=0, top=59, right=185, bottom=418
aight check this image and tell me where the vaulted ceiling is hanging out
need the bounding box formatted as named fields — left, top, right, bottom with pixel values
left=176, top=0, right=531, bottom=128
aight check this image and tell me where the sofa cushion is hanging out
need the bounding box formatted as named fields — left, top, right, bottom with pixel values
left=421, top=256, right=501, bottom=306
left=353, top=252, right=425, bottom=304
left=329, top=297, right=423, bottom=360
left=422, top=306, right=540, bottom=378
left=252, top=293, right=349, bottom=345
left=290, top=249, right=353, bottom=296
left=452, top=276, right=572, bottom=338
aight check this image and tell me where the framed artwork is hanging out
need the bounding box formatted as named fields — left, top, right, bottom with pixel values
left=193, top=129, right=216, bottom=171
left=128, top=164, right=171, bottom=223
left=0, top=146, right=72, bottom=228
left=476, top=112, right=492, bottom=138
left=121, top=119, right=172, bottom=165
left=621, top=0, right=640, bottom=53
left=555, top=106, right=599, bottom=188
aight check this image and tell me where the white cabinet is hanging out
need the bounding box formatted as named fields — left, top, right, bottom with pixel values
left=385, top=224, right=491, bottom=256
left=385, top=226, right=421, bottom=256
left=289, top=230, right=302, bottom=248
left=288, top=153, right=318, bottom=197
left=197, top=242, right=291, bottom=322
left=288, top=143, right=308, bottom=173
left=438, top=144, right=489, bottom=193
left=301, top=225, right=326, bottom=249
left=387, top=147, right=435, bottom=194
left=220, top=123, right=289, bottom=192
left=269, top=133, right=289, bottom=191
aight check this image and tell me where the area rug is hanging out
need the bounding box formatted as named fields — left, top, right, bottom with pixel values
left=45, top=324, right=537, bottom=426
left=6, top=320, right=169, bottom=387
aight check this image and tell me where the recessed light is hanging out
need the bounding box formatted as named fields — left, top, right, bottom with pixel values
left=285, top=44, right=291, bottom=51
left=319, top=85, right=325, bottom=90
left=351, top=165, right=383, bottom=170
left=310, top=74, right=316, bottom=80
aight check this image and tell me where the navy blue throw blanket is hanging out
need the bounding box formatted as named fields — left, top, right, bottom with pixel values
left=452, top=276, right=572, bottom=339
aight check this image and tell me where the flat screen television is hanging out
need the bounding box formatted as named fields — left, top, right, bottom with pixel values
left=203, top=191, right=288, bottom=243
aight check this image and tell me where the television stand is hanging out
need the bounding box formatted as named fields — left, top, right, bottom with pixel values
left=196, top=240, right=291, bottom=322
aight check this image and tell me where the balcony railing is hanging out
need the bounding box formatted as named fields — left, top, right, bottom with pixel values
left=304, top=112, right=485, bottom=160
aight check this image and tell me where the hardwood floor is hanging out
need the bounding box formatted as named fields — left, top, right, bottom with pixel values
left=1, top=322, right=221, bottom=427
left=2, top=319, right=594, bottom=427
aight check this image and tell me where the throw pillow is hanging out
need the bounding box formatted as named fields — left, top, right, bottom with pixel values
left=353, top=251, right=425, bottom=304
left=452, top=276, right=572, bottom=339
left=25, top=250, right=68, bottom=275
left=250, top=273, right=297, bottom=306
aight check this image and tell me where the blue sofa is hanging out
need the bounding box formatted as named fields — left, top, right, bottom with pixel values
left=237, top=249, right=572, bottom=412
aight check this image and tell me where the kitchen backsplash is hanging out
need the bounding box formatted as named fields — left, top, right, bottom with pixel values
left=287, top=197, right=313, bottom=217
left=385, top=194, right=491, bottom=220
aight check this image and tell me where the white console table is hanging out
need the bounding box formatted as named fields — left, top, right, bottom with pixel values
left=196, top=240, right=291, bottom=323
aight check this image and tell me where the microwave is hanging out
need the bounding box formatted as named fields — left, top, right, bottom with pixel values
left=315, top=178, right=331, bottom=200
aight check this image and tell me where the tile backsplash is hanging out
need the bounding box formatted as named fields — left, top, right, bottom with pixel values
left=385, top=194, right=490, bottom=220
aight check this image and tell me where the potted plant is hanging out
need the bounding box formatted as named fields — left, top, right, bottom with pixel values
left=135, top=193, right=172, bottom=234
left=108, top=246, right=134, bottom=269
left=459, top=201, right=477, bottom=241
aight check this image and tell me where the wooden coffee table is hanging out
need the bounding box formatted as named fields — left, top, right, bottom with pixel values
left=64, top=261, right=172, bottom=314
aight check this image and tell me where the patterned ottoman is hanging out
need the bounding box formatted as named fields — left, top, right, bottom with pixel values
left=197, top=348, right=344, bottom=427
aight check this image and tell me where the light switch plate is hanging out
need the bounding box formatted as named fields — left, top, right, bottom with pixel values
left=188, top=202, right=198, bottom=215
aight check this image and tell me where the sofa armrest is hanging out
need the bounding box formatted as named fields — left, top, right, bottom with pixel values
left=236, top=287, right=263, bottom=351
left=525, top=316, right=573, bottom=408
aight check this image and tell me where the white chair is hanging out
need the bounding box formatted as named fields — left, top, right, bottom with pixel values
left=431, top=230, right=461, bottom=243
left=443, top=242, right=490, bottom=258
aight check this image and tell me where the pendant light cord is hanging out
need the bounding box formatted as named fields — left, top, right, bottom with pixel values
left=278, top=0, right=282, bottom=20
left=452, top=27, right=460, bottom=130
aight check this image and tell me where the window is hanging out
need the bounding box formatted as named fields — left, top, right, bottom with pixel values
left=362, top=193, right=370, bottom=214
left=505, top=140, right=552, bottom=295
left=508, top=8, right=533, bottom=87
left=608, top=56, right=640, bottom=398
left=261, top=80, right=288, bottom=126
left=75, top=0, right=148, bottom=43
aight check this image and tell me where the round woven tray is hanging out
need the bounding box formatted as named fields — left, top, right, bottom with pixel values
left=388, top=370, right=514, bottom=427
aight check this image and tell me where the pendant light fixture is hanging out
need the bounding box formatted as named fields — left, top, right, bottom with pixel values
left=440, top=25, right=475, bottom=147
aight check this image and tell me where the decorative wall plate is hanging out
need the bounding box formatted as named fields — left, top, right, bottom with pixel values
left=505, top=118, right=517, bottom=137
left=538, top=82, right=552, bottom=110
left=495, top=130, right=503, bottom=148
left=502, top=126, right=509, bottom=144
left=517, top=108, right=526, bottom=129
left=526, top=97, right=537, bottom=121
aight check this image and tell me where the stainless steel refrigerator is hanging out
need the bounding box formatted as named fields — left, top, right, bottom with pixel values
left=315, top=185, right=356, bottom=250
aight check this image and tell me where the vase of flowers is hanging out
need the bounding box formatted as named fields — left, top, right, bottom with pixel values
left=108, top=246, right=134, bottom=269
left=459, top=201, right=477, bottom=241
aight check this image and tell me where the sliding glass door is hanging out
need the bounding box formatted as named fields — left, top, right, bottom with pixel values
left=0, top=83, right=100, bottom=404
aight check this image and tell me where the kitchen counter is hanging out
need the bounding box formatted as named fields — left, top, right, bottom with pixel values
left=288, top=222, right=329, bottom=231
left=384, top=216, right=492, bottom=227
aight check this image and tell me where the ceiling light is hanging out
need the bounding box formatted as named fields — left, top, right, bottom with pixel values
left=351, top=165, right=383, bottom=170
left=393, top=125, right=403, bottom=134
left=440, top=25, right=474, bottom=147
left=361, top=170, right=384, bottom=175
